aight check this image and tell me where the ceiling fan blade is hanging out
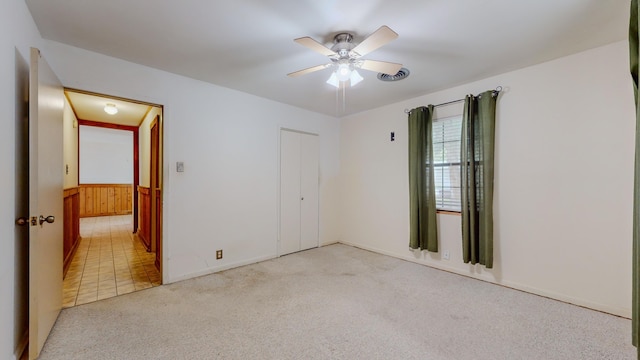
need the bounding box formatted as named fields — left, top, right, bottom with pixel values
left=359, top=60, right=403, bottom=75
left=287, top=64, right=331, bottom=77
left=294, top=37, right=336, bottom=57
left=350, top=25, right=399, bottom=57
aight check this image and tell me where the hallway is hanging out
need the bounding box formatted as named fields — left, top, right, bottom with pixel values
left=62, top=215, right=161, bottom=308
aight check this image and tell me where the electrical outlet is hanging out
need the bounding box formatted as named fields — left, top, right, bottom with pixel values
left=216, top=249, right=223, bottom=259
left=443, top=250, right=450, bottom=260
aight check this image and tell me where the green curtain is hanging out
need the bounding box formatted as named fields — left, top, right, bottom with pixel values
left=630, top=0, right=640, bottom=355
left=460, top=91, right=497, bottom=268
left=408, top=105, right=438, bottom=252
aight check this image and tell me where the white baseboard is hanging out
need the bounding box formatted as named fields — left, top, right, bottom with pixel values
left=154, top=241, right=631, bottom=318
left=165, top=253, right=278, bottom=284
left=337, top=240, right=631, bottom=319
left=320, top=241, right=340, bottom=247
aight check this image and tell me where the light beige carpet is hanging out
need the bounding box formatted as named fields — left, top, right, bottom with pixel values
left=39, top=244, right=635, bottom=359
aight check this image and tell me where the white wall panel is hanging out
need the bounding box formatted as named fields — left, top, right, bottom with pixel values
left=79, top=126, right=133, bottom=184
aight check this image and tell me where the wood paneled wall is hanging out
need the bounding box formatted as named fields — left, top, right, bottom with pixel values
left=79, top=184, right=132, bottom=217
left=155, top=188, right=162, bottom=271
left=63, top=188, right=81, bottom=276
left=138, top=186, right=151, bottom=251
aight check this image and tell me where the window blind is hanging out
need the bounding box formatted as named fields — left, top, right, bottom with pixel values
left=432, top=115, right=462, bottom=212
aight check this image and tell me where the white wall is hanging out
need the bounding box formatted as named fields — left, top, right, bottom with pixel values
left=63, top=97, right=78, bottom=189
left=43, top=40, right=342, bottom=283
left=339, top=40, right=635, bottom=317
left=79, top=126, right=133, bottom=184
left=0, top=0, right=43, bottom=358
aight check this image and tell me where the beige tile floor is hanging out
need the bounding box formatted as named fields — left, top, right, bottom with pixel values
left=63, top=215, right=161, bottom=308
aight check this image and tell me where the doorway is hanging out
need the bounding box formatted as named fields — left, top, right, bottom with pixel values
left=61, top=89, right=164, bottom=307
left=16, top=49, right=166, bottom=359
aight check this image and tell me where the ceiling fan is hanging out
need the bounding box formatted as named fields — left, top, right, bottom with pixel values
left=287, top=25, right=403, bottom=88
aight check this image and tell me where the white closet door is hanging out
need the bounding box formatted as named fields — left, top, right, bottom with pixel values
left=279, top=130, right=319, bottom=256
left=280, top=130, right=302, bottom=255
left=299, top=133, right=319, bottom=250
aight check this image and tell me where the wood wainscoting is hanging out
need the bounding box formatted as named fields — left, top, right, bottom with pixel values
left=79, top=184, right=132, bottom=218
left=155, top=188, right=162, bottom=271
left=138, top=186, right=151, bottom=251
left=63, top=188, right=81, bottom=276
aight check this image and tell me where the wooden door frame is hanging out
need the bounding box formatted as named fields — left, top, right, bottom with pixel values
left=76, top=119, right=140, bottom=232
left=150, top=116, right=158, bottom=252
left=150, top=116, right=162, bottom=277
left=65, top=88, right=164, bottom=284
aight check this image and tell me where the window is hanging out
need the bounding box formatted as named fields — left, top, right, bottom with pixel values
left=432, top=115, right=462, bottom=212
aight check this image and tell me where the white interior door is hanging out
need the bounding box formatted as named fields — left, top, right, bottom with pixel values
left=279, top=130, right=301, bottom=255
left=279, top=129, right=319, bottom=256
left=299, top=134, right=319, bottom=251
left=28, top=47, right=64, bottom=359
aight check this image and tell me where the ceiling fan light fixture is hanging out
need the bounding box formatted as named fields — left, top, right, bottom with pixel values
left=326, top=72, right=339, bottom=88
left=289, top=25, right=402, bottom=92
left=104, top=103, right=118, bottom=115
left=336, top=63, right=351, bottom=82
left=350, top=69, right=363, bottom=86
left=327, top=67, right=364, bottom=88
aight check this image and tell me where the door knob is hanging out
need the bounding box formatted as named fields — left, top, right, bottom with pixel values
left=16, top=217, right=28, bottom=226
left=39, top=215, right=55, bottom=226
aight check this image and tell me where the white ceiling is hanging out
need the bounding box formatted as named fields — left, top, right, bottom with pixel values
left=27, top=0, right=629, bottom=117
left=65, top=90, right=153, bottom=127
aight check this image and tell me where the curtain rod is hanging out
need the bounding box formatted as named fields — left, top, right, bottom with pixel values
left=404, top=86, right=502, bottom=114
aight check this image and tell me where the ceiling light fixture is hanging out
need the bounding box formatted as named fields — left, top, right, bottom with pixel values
left=349, top=69, right=363, bottom=86
left=336, top=63, right=351, bottom=82
left=104, top=103, right=118, bottom=115
left=326, top=63, right=364, bottom=88
left=326, top=72, right=339, bottom=88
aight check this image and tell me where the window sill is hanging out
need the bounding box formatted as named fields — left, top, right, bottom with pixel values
left=436, top=210, right=461, bottom=216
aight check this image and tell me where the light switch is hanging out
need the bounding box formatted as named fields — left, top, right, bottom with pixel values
left=176, top=162, right=184, bottom=172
